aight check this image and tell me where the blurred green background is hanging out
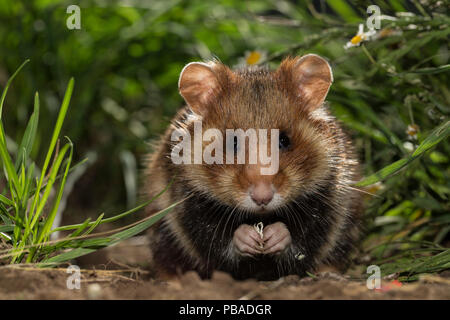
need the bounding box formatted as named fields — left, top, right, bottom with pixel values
left=0, top=0, right=449, bottom=272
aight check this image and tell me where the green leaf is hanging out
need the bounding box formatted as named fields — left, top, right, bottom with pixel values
left=0, top=60, right=30, bottom=119
left=380, top=249, right=450, bottom=280
left=356, top=120, right=450, bottom=187
left=49, top=217, right=93, bottom=253
left=27, top=78, right=74, bottom=238
left=412, top=121, right=450, bottom=157
left=51, top=178, right=173, bottom=233
left=0, top=224, right=14, bottom=233
left=69, top=218, right=92, bottom=238
left=39, top=198, right=183, bottom=266
left=36, top=139, right=74, bottom=244
left=356, top=157, right=412, bottom=187
left=83, top=213, right=104, bottom=236
left=405, top=64, right=450, bottom=75
left=30, top=142, right=72, bottom=234
left=0, top=194, right=13, bottom=207
left=0, top=61, right=31, bottom=203
left=21, top=162, right=35, bottom=210
left=0, top=204, right=13, bottom=224
left=0, top=134, right=21, bottom=197
left=15, top=92, right=39, bottom=171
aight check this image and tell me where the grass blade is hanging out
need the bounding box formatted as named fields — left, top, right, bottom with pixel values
left=40, top=198, right=183, bottom=266
left=404, top=64, right=450, bottom=75
left=0, top=194, right=13, bottom=207
left=15, top=92, right=39, bottom=171
left=36, top=139, right=73, bottom=245
left=355, top=157, right=412, bottom=187
left=0, top=60, right=30, bottom=119
left=356, top=120, right=450, bottom=187
left=0, top=135, right=21, bottom=197
left=0, top=225, right=14, bottom=233
left=412, top=121, right=450, bottom=157
left=28, top=78, right=74, bottom=234
left=50, top=179, right=174, bottom=233
left=29, top=142, right=72, bottom=232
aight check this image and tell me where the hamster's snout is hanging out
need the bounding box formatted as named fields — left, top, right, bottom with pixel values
left=250, top=182, right=274, bottom=206
left=242, top=164, right=282, bottom=212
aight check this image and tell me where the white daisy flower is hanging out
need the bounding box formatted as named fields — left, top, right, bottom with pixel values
left=344, top=24, right=377, bottom=49
left=237, top=50, right=267, bottom=67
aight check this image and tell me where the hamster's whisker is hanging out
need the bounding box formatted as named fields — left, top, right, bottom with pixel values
left=286, top=201, right=306, bottom=239
left=206, top=202, right=234, bottom=275
left=220, top=203, right=239, bottom=245
left=339, top=184, right=382, bottom=198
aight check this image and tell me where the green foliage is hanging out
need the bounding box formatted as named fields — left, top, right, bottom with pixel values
left=356, top=120, right=449, bottom=187
left=0, top=64, right=178, bottom=264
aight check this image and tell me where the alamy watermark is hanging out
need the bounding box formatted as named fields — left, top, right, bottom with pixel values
left=366, top=265, right=381, bottom=290
left=66, top=264, right=81, bottom=290
left=66, top=5, right=81, bottom=30
left=170, top=121, right=280, bottom=175
left=366, top=5, right=381, bottom=30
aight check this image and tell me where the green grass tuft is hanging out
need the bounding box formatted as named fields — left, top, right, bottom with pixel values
left=0, top=62, right=179, bottom=265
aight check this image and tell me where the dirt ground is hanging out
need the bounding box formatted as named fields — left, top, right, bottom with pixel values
left=0, top=237, right=449, bottom=300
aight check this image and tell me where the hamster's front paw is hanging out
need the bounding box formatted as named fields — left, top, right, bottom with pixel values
left=232, top=224, right=264, bottom=257
left=262, top=222, right=292, bottom=255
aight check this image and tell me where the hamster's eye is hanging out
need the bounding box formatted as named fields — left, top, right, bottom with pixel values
left=279, top=132, right=290, bottom=150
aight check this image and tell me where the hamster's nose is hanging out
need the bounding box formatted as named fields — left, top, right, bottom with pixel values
left=250, top=183, right=274, bottom=206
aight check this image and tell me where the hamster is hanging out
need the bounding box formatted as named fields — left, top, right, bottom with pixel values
left=144, top=54, right=362, bottom=280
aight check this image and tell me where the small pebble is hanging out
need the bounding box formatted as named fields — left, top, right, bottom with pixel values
left=87, top=283, right=103, bottom=299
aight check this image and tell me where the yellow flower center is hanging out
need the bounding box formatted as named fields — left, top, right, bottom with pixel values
left=246, top=51, right=262, bottom=65
left=350, top=35, right=363, bottom=45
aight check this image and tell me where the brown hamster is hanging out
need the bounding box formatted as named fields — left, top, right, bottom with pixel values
left=144, top=54, right=362, bottom=280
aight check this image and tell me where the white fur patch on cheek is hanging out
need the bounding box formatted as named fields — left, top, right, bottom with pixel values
left=241, top=195, right=257, bottom=211
left=267, top=193, right=284, bottom=210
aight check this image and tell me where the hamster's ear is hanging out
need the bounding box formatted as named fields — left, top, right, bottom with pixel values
left=279, top=54, right=333, bottom=112
left=178, top=62, right=222, bottom=115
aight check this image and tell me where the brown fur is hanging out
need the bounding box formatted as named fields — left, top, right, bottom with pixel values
left=144, top=56, right=362, bottom=280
